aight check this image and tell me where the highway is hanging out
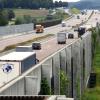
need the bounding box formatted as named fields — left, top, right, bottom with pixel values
left=0, top=10, right=95, bottom=51
left=0, top=9, right=99, bottom=94
left=34, top=38, right=78, bottom=61
left=86, top=11, right=100, bottom=27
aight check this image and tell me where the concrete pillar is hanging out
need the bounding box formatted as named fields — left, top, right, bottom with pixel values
left=71, top=41, right=81, bottom=100
left=25, top=76, right=38, bottom=95
left=66, top=46, right=72, bottom=97
left=26, top=66, right=41, bottom=95
left=41, top=58, right=53, bottom=92
left=0, top=78, right=25, bottom=95
left=60, top=49, right=67, bottom=73
left=52, top=53, right=60, bottom=95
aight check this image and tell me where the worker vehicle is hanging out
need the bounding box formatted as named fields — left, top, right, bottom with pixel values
left=36, top=24, right=44, bottom=33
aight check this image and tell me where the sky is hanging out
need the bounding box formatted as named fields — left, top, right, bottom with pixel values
left=53, top=0, right=80, bottom=2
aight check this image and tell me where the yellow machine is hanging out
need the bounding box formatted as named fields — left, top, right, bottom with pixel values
left=36, top=24, right=44, bottom=33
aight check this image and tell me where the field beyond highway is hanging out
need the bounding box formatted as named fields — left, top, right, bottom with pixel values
left=14, top=9, right=49, bottom=17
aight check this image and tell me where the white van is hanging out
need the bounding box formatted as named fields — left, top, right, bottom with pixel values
left=57, top=32, right=66, bottom=44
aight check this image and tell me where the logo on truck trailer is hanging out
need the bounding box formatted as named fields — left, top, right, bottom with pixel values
left=2, top=63, right=14, bottom=74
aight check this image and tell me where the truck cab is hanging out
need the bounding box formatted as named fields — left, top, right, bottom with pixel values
left=36, top=24, right=44, bottom=33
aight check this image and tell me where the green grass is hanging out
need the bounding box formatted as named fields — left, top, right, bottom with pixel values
left=82, top=44, right=100, bottom=100
left=70, top=8, right=80, bottom=14
left=13, top=9, right=49, bottom=17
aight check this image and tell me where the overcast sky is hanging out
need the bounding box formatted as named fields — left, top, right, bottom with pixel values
left=53, top=0, right=80, bottom=2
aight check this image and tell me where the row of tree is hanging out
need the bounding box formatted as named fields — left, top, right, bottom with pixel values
left=0, top=0, right=68, bottom=9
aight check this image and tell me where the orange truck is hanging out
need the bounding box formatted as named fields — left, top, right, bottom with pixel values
left=36, top=24, right=44, bottom=33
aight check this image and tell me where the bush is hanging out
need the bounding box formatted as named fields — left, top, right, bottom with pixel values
left=15, top=17, right=25, bottom=25
left=15, top=15, right=33, bottom=25
left=46, top=14, right=54, bottom=20
left=70, top=7, right=80, bottom=14
left=23, top=15, right=33, bottom=23
left=35, top=19, right=62, bottom=28
left=60, top=70, right=69, bottom=95
left=8, top=9, right=15, bottom=20
left=39, top=77, right=50, bottom=95
left=0, top=10, right=8, bottom=26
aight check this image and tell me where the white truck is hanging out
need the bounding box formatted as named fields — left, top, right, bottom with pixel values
left=61, top=21, right=66, bottom=27
left=57, top=32, right=66, bottom=44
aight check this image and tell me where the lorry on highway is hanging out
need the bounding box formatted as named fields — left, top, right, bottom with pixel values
left=80, top=24, right=92, bottom=31
left=77, top=15, right=80, bottom=19
left=77, top=24, right=92, bottom=37
left=57, top=32, right=66, bottom=44
left=77, top=26, right=86, bottom=36
left=61, top=21, right=66, bottom=27
left=36, top=24, right=44, bottom=33
left=0, top=51, right=37, bottom=88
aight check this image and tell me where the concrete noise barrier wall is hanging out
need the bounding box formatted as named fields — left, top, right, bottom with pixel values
left=0, top=23, right=34, bottom=36
left=0, top=32, right=92, bottom=100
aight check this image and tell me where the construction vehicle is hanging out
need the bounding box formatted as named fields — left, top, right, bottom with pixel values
left=36, top=24, right=44, bottom=33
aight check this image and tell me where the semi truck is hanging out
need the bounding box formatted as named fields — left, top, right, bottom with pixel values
left=0, top=51, right=37, bottom=87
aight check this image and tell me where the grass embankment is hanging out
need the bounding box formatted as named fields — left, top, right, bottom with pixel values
left=70, top=8, right=80, bottom=14
left=14, top=9, right=49, bottom=17
left=0, top=34, right=54, bottom=53
left=82, top=46, right=100, bottom=100
left=82, top=28, right=100, bottom=100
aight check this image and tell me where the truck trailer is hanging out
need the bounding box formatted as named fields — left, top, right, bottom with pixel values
left=57, top=32, right=66, bottom=44
left=0, top=52, right=36, bottom=87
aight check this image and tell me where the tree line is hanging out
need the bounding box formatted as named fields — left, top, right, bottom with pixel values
left=0, top=0, right=68, bottom=9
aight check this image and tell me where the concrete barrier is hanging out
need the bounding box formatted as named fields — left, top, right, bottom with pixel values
left=0, top=23, right=34, bottom=36
left=0, top=32, right=92, bottom=100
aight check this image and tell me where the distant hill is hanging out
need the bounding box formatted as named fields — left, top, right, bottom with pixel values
left=68, top=0, right=100, bottom=9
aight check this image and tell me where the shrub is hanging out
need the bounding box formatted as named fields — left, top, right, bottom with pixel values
left=60, top=70, right=69, bottom=95
left=40, top=77, right=50, bottom=95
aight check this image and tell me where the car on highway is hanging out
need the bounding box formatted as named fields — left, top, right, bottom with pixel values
left=68, top=33, right=74, bottom=39
left=32, top=42, right=41, bottom=50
